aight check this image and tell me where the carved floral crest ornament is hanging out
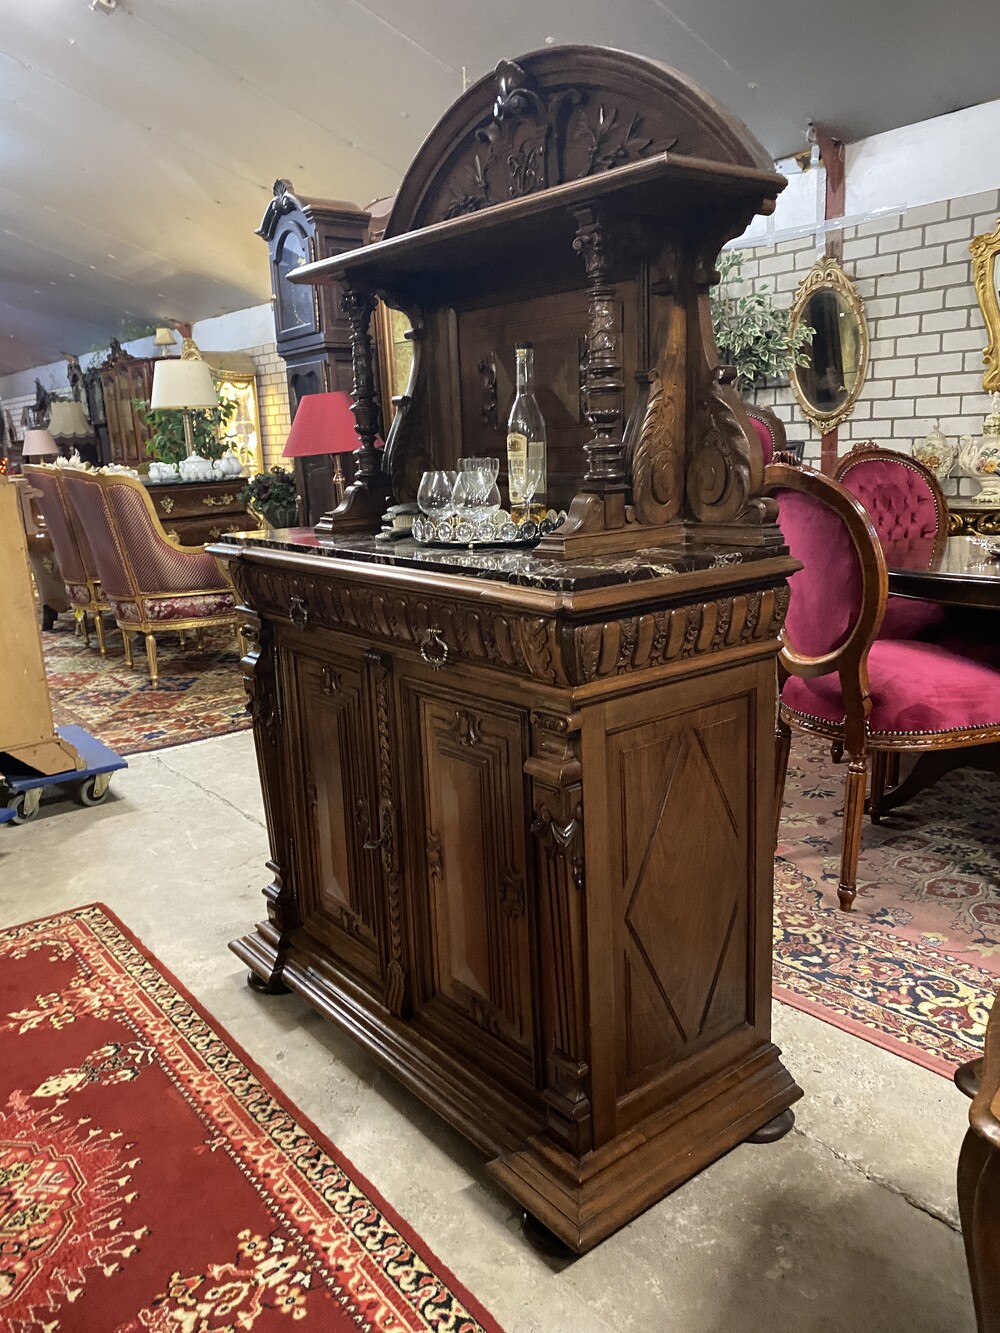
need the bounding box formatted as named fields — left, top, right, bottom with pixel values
left=971, top=216, right=1000, bottom=393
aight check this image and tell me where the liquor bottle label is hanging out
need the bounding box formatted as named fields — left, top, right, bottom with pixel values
left=507, top=431, right=527, bottom=500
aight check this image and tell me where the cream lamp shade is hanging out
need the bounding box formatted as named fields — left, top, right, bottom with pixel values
left=47, top=400, right=91, bottom=439
left=22, top=428, right=60, bottom=458
left=154, top=326, right=177, bottom=350
left=150, top=358, right=218, bottom=410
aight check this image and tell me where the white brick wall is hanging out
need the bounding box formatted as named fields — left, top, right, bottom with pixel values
left=742, top=187, right=1000, bottom=468
left=243, top=342, right=291, bottom=471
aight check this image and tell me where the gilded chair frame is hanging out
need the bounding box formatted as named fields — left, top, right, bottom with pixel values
left=63, top=470, right=243, bottom=684
left=767, top=462, right=1000, bottom=910
left=971, top=215, right=1000, bottom=393
left=788, top=257, right=870, bottom=434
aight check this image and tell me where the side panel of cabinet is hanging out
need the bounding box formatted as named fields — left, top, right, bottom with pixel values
left=584, top=659, right=774, bottom=1139
left=400, top=677, right=538, bottom=1091
left=279, top=638, right=383, bottom=988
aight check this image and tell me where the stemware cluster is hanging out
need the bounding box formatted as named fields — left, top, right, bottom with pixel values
left=415, top=457, right=554, bottom=546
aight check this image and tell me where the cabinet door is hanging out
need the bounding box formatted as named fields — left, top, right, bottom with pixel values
left=403, top=682, right=536, bottom=1083
left=282, top=644, right=383, bottom=987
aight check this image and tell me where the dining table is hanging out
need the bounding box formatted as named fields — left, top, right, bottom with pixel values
left=883, top=532, right=1000, bottom=610
left=875, top=533, right=1000, bottom=815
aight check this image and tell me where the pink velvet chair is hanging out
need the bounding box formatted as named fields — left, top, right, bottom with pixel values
left=63, top=470, right=242, bottom=685
left=22, top=463, right=110, bottom=652
left=767, top=462, right=1000, bottom=911
left=833, top=443, right=949, bottom=639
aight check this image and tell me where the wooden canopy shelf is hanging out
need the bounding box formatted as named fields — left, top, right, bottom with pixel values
left=291, top=152, right=783, bottom=293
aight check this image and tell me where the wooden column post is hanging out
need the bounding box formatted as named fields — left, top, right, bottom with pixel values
left=315, top=285, right=391, bottom=534
left=817, top=127, right=845, bottom=474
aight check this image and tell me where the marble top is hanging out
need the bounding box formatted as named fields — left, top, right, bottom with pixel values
left=219, top=527, right=782, bottom=593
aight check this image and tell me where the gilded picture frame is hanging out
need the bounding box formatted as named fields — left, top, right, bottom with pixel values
left=375, top=302, right=414, bottom=428
left=788, top=257, right=869, bottom=434
left=971, top=216, right=1000, bottom=393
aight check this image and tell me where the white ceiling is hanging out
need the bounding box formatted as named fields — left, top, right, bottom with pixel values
left=2, top=0, right=999, bottom=377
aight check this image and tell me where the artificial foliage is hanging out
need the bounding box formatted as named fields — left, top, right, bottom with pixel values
left=135, top=395, right=236, bottom=465
left=710, top=250, right=814, bottom=392
left=240, top=466, right=300, bottom=525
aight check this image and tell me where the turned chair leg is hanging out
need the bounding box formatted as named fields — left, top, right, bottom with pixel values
left=179, top=628, right=187, bottom=648
left=774, top=713, right=792, bottom=849
left=830, top=739, right=843, bottom=764
left=121, top=630, right=134, bottom=669
left=869, top=749, right=888, bottom=824
left=887, top=751, right=900, bottom=787
left=838, top=752, right=868, bottom=911
left=145, top=633, right=158, bottom=686
left=79, top=611, right=91, bottom=647
left=236, top=625, right=248, bottom=658
left=94, top=611, right=107, bottom=657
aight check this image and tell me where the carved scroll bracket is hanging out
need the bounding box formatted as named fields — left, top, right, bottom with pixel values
left=526, top=710, right=592, bottom=1156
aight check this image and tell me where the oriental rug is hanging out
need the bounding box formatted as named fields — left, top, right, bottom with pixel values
left=0, top=904, right=502, bottom=1333
left=774, top=733, right=1000, bottom=1078
left=42, top=615, right=250, bottom=755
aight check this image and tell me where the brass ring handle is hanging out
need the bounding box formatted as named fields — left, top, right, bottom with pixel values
left=419, top=626, right=449, bottom=669
left=289, top=596, right=309, bottom=631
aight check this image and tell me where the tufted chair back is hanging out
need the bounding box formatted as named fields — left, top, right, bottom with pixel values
left=744, top=404, right=787, bottom=466
left=833, top=444, right=948, bottom=544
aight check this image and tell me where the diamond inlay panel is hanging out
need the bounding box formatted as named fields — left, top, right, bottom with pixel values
left=612, top=700, right=751, bottom=1093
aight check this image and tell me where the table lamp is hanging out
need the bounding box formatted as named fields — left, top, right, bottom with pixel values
left=22, top=427, right=60, bottom=460
left=150, top=357, right=219, bottom=456
left=47, top=399, right=92, bottom=446
left=282, top=392, right=360, bottom=502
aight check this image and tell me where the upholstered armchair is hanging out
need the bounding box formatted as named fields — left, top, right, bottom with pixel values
left=13, top=476, right=70, bottom=630
left=62, top=470, right=241, bottom=685
left=833, top=443, right=949, bottom=639
left=22, top=463, right=109, bottom=652
left=767, top=462, right=1000, bottom=911
left=744, top=404, right=802, bottom=466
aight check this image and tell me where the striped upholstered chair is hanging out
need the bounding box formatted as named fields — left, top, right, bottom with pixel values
left=62, top=469, right=242, bottom=685
left=22, top=463, right=110, bottom=652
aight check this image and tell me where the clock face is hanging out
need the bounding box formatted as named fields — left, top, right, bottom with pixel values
left=274, top=228, right=317, bottom=337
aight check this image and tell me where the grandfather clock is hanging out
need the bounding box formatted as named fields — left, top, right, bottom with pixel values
left=256, top=180, right=371, bottom=523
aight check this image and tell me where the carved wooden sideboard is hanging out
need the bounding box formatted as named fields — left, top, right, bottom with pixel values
left=213, top=45, right=801, bottom=1252
left=143, top=479, right=255, bottom=546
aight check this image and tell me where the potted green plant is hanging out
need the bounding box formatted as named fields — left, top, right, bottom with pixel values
left=710, top=250, right=814, bottom=393
left=134, top=396, right=237, bottom=465
left=240, top=466, right=300, bottom=529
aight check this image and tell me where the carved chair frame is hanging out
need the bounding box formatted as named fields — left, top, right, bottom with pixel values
left=971, top=215, right=1000, bottom=393
left=766, top=462, right=1000, bottom=910
left=788, top=257, right=870, bottom=434
left=832, top=442, right=950, bottom=540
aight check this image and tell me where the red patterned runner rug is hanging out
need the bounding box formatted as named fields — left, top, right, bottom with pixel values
left=774, top=734, right=999, bottom=1078
left=0, top=904, right=503, bottom=1333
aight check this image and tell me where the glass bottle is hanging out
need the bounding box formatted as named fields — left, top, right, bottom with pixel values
left=506, top=342, right=547, bottom=521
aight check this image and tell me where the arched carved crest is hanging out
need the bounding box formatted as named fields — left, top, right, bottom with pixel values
left=386, top=46, right=772, bottom=235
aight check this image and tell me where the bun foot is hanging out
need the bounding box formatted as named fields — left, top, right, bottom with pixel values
left=246, top=969, right=290, bottom=996
left=747, top=1108, right=796, bottom=1144
left=520, top=1210, right=573, bottom=1259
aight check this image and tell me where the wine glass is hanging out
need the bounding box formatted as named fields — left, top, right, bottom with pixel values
left=512, top=455, right=544, bottom=524
left=417, top=470, right=459, bottom=518
left=453, top=465, right=501, bottom=519
left=460, top=456, right=500, bottom=482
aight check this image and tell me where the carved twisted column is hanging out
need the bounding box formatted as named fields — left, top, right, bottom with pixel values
left=572, top=204, right=626, bottom=513
left=315, top=284, right=391, bottom=533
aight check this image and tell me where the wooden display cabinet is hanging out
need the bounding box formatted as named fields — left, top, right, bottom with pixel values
left=214, top=45, right=801, bottom=1252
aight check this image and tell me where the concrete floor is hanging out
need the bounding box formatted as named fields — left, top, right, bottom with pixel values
left=0, top=729, right=977, bottom=1332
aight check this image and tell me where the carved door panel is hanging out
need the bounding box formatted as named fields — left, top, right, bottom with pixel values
left=595, top=674, right=764, bottom=1130
left=282, top=644, right=383, bottom=987
left=403, top=682, right=536, bottom=1082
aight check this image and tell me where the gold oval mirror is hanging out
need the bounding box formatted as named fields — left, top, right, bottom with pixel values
left=789, top=257, right=869, bottom=433
left=971, top=216, right=1000, bottom=392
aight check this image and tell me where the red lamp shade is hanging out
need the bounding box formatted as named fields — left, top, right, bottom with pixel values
left=282, top=392, right=358, bottom=458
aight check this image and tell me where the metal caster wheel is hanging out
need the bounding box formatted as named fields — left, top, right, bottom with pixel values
left=8, top=791, right=40, bottom=824
left=78, top=774, right=112, bottom=806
